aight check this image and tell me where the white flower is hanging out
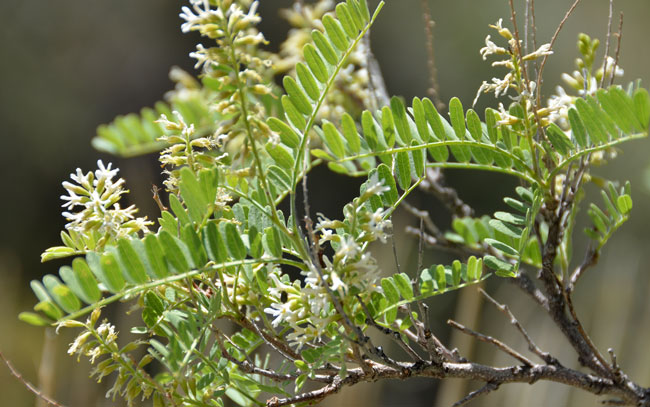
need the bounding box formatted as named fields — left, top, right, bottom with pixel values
left=265, top=301, right=295, bottom=327
left=523, top=43, right=553, bottom=61
left=480, top=35, right=507, bottom=60
left=335, top=236, right=359, bottom=264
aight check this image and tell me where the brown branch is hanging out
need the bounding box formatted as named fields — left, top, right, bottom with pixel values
left=448, top=320, right=534, bottom=367
left=0, top=351, right=66, bottom=407
left=266, top=357, right=648, bottom=407
left=600, top=0, right=615, bottom=88
left=479, top=288, right=558, bottom=365
left=535, top=0, right=582, bottom=109
left=608, top=13, right=624, bottom=87
left=419, top=168, right=474, bottom=218
left=452, top=382, right=500, bottom=407
left=419, top=0, right=445, bottom=110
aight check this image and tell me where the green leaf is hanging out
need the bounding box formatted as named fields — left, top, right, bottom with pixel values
left=575, top=98, right=607, bottom=144
left=633, top=88, right=650, bottom=128
left=412, top=97, right=431, bottom=142
left=96, top=251, right=126, bottom=293
left=303, top=43, right=329, bottom=83
left=395, top=151, right=412, bottom=190
left=158, top=231, right=193, bottom=273
left=341, top=113, right=361, bottom=154
left=483, top=255, right=515, bottom=276
left=19, top=312, right=52, bottom=326
left=181, top=225, right=208, bottom=267
left=169, top=194, right=191, bottom=227
left=263, top=227, right=282, bottom=258
left=568, top=108, right=588, bottom=147
left=70, top=258, right=102, bottom=303
left=268, top=117, right=301, bottom=149
left=485, top=108, right=499, bottom=144
left=283, top=76, right=313, bottom=116
left=489, top=219, right=523, bottom=240
left=448, top=97, right=471, bottom=162
left=411, top=140, right=425, bottom=177
left=393, top=273, right=414, bottom=300
left=266, top=165, right=292, bottom=192
left=381, top=106, right=396, bottom=148
left=390, top=97, right=412, bottom=145
left=485, top=238, right=519, bottom=256
left=494, top=211, right=526, bottom=226
left=43, top=274, right=81, bottom=314
left=281, top=95, right=307, bottom=130
left=361, top=110, right=379, bottom=150
left=204, top=222, right=228, bottom=263
left=616, top=194, right=633, bottom=215
left=322, top=121, right=346, bottom=159
left=180, top=167, right=209, bottom=224
left=322, top=14, right=349, bottom=52
left=143, top=234, right=170, bottom=279
left=546, top=123, right=573, bottom=156
left=265, top=143, right=295, bottom=171
left=335, top=3, right=358, bottom=38
left=117, top=239, right=149, bottom=284
left=311, top=30, right=338, bottom=66
left=375, top=164, right=398, bottom=205
left=220, top=222, right=247, bottom=261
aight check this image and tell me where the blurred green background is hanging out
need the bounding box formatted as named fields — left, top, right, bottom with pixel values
left=1, top=1, right=649, bottom=406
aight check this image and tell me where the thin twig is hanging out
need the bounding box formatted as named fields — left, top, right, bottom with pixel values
left=419, top=168, right=474, bottom=218
left=535, top=0, right=582, bottom=109
left=452, top=382, right=500, bottom=407
left=419, top=0, right=445, bottom=110
left=600, top=0, right=615, bottom=88
left=447, top=320, right=534, bottom=367
left=568, top=246, right=599, bottom=293
left=0, top=351, right=66, bottom=407
left=356, top=295, right=423, bottom=363
left=479, top=288, right=558, bottom=365
left=564, top=289, right=613, bottom=377
left=608, top=13, right=624, bottom=87
left=401, top=201, right=444, bottom=240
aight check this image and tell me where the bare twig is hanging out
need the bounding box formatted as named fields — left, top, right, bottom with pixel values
left=419, top=0, right=445, bottom=110
left=448, top=320, right=535, bottom=367
left=479, top=288, right=558, bottom=365
left=452, top=382, right=500, bottom=407
left=364, top=35, right=390, bottom=109
left=401, top=201, right=444, bottom=240
left=564, top=292, right=613, bottom=378
left=419, top=168, right=474, bottom=218
left=608, top=13, right=624, bottom=87
left=600, top=0, right=615, bottom=88
left=355, top=295, right=423, bottom=363
left=568, top=246, right=599, bottom=292
left=0, top=350, right=66, bottom=407
left=535, top=0, right=582, bottom=109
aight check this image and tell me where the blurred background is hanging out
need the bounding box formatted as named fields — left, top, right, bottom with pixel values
left=1, top=0, right=649, bottom=406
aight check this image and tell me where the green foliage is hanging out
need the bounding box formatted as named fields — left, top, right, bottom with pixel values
left=20, top=1, right=650, bottom=406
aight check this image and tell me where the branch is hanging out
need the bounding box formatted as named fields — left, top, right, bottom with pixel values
left=452, top=382, right=500, bottom=407
left=0, top=351, right=66, bottom=407
left=447, top=320, right=534, bottom=367
left=479, top=288, right=558, bottom=365
left=419, top=168, right=474, bottom=218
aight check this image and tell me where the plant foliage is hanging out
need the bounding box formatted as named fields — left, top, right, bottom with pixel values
left=19, top=1, right=650, bottom=406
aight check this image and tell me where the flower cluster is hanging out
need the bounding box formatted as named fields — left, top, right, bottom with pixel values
left=179, top=0, right=274, bottom=155
left=263, top=174, right=391, bottom=348
left=156, top=111, right=226, bottom=191
left=60, top=160, right=151, bottom=247
left=547, top=34, right=624, bottom=127
left=275, top=0, right=373, bottom=122
left=474, top=19, right=552, bottom=107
